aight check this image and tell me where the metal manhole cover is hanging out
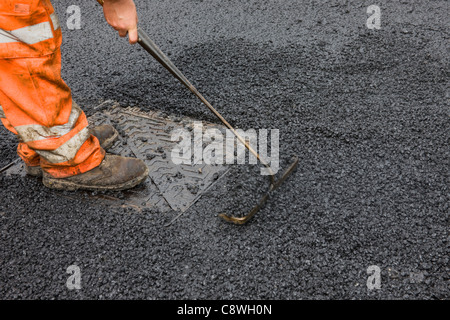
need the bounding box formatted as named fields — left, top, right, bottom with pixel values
left=3, top=100, right=230, bottom=214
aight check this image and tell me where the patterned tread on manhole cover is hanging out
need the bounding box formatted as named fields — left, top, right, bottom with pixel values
left=3, top=100, right=231, bottom=214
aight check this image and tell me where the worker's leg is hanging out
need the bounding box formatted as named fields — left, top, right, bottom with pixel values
left=0, top=0, right=104, bottom=178
left=0, top=0, right=148, bottom=190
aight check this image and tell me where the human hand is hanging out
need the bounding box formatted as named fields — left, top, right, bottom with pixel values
left=102, top=0, right=138, bottom=44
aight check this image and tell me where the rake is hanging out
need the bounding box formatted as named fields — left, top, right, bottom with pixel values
left=96, top=0, right=299, bottom=224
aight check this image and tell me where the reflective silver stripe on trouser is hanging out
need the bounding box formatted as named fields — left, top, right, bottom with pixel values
left=35, top=127, right=90, bottom=164
left=50, top=12, right=61, bottom=31
left=1, top=103, right=89, bottom=164
left=14, top=103, right=90, bottom=164
left=15, top=103, right=83, bottom=143
left=0, top=12, right=60, bottom=44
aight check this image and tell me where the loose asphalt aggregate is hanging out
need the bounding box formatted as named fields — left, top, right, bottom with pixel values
left=0, top=0, right=448, bottom=299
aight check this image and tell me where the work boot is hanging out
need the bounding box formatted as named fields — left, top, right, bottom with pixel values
left=89, top=124, right=119, bottom=150
left=25, top=124, right=119, bottom=177
left=25, top=165, right=43, bottom=177
left=42, top=154, right=149, bottom=191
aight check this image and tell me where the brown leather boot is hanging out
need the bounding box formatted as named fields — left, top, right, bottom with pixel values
left=25, top=124, right=119, bottom=177
left=42, top=154, right=149, bottom=191
left=90, top=124, right=119, bottom=150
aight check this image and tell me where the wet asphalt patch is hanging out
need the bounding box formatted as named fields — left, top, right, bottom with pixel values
left=0, top=0, right=448, bottom=299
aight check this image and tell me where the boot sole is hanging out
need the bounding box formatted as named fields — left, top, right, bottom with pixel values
left=42, top=167, right=149, bottom=192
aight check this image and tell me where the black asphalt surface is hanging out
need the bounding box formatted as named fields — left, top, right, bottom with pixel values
left=0, top=0, right=448, bottom=300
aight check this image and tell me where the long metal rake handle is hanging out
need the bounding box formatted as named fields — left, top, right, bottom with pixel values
left=97, top=0, right=299, bottom=224
left=137, top=30, right=301, bottom=224
left=137, top=29, right=276, bottom=179
left=95, top=0, right=273, bottom=177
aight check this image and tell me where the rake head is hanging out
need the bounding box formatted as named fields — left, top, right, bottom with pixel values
left=218, top=156, right=299, bottom=225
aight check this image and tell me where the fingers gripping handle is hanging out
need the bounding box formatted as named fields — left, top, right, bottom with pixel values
left=95, top=0, right=188, bottom=84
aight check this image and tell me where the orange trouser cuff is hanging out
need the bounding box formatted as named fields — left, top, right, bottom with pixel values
left=17, top=143, right=41, bottom=167
left=40, top=136, right=106, bottom=178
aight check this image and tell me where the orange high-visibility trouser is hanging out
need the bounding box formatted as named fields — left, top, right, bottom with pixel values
left=0, top=0, right=104, bottom=178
